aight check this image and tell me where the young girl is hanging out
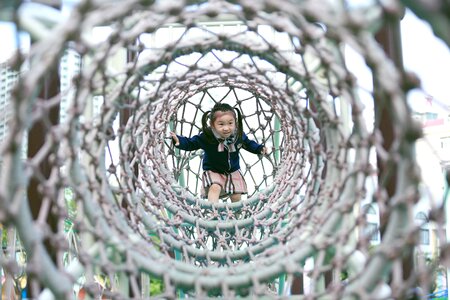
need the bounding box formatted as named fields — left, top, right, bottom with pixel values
left=170, top=103, right=266, bottom=203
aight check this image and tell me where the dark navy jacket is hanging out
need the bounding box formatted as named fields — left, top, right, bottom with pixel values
left=175, top=131, right=264, bottom=174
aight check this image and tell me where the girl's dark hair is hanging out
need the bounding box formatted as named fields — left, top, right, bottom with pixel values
left=201, top=103, right=243, bottom=142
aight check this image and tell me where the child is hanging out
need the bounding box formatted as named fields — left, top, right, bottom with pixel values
left=170, top=103, right=267, bottom=203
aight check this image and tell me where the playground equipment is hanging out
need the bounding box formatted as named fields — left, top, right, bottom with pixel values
left=0, top=0, right=449, bottom=299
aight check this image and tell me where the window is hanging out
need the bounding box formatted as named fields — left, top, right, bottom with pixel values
left=363, top=204, right=376, bottom=215
left=425, top=112, right=437, bottom=120
left=441, top=136, right=450, bottom=150
left=362, top=204, right=380, bottom=242
left=416, top=212, right=430, bottom=245
left=364, top=222, right=379, bottom=242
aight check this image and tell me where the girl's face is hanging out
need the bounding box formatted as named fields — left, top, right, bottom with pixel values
left=211, top=111, right=236, bottom=139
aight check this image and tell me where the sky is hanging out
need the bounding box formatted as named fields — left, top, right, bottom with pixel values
left=401, top=12, right=450, bottom=113
left=0, top=6, right=449, bottom=113
left=0, top=21, right=30, bottom=62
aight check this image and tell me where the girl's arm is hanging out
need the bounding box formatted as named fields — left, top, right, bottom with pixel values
left=170, top=132, right=180, bottom=146
left=242, top=133, right=266, bottom=154
left=170, top=132, right=202, bottom=151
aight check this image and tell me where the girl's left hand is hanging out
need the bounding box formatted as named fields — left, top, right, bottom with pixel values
left=170, top=132, right=180, bottom=146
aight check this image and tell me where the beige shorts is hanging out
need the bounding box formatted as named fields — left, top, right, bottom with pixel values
left=201, top=170, right=247, bottom=198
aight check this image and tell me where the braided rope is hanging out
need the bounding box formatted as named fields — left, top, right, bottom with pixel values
left=0, top=0, right=448, bottom=299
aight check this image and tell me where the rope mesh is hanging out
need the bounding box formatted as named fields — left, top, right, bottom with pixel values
left=0, top=0, right=448, bottom=299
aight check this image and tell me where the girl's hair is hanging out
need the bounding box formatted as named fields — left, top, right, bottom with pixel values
left=201, top=103, right=243, bottom=142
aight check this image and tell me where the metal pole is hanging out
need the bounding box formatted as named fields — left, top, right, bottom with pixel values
left=374, top=11, right=415, bottom=291
left=444, top=169, right=450, bottom=293
left=26, top=17, right=61, bottom=295
left=273, top=116, right=281, bottom=164
left=116, top=46, right=138, bottom=298
left=169, top=120, right=186, bottom=298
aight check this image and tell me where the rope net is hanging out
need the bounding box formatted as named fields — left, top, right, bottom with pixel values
left=0, top=0, right=449, bottom=299
left=167, top=86, right=281, bottom=200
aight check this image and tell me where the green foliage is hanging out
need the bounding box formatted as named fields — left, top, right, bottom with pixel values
left=64, top=188, right=78, bottom=233
left=340, top=269, right=348, bottom=281
left=424, top=256, right=443, bottom=294
left=150, top=277, right=164, bottom=295
left=2, top=227, right=7, bottom=249
left=65, top=188, right=77, bottom=217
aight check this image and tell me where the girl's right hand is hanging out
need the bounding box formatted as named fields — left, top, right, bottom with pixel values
left=170, top=132, right=180, bottom=146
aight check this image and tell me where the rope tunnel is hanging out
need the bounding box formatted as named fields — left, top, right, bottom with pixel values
left=0, top=0, right=446, bottom=299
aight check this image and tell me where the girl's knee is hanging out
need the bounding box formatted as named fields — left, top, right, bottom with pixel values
left=207, top=184, right=222, bottom=203
left=209, top=184, right=221, bottom=192
left=230, top=193, right=241, bottom=202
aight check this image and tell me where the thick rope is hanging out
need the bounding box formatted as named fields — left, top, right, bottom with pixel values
left=0, top=0, right=448, bottom=299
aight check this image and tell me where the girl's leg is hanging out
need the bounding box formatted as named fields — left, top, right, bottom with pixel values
left=230, top=193, right=241, bottom=203
left=208, top=184, right=221, bottom=203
